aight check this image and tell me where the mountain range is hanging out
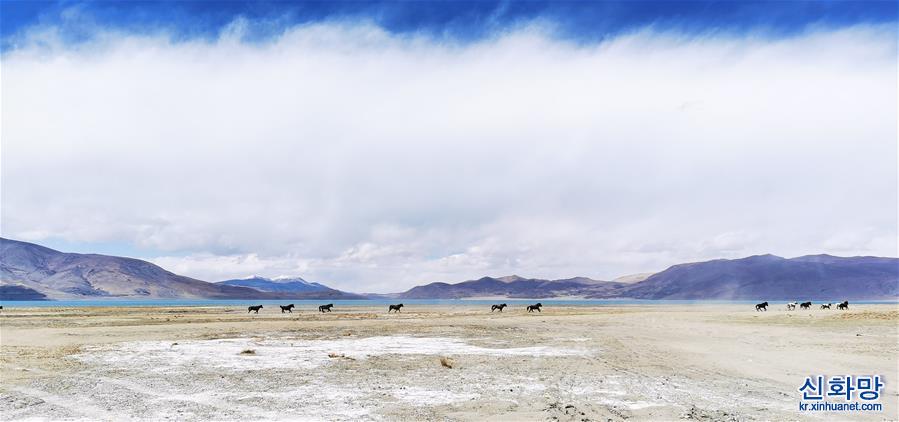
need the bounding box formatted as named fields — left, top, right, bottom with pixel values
left=399, top=275, right=628, bottom=299
left=1, top=237, right=896, bottom=301
left=217, top=276, right=328, bottom=293
left=216, top=276, right=365, bottom=299
left=0, top=238, right=360, bottom=300
left=605, top=254, right=898, bottom=300
left=398, top=254, right=898, bottom=300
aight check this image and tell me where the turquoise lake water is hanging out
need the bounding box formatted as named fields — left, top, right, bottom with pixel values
left=0, top=299, right=895, bottom=308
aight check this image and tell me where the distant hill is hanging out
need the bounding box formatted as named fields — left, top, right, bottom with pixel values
left=216, top=276, right=365, bottom=299
left=612, top=273, right=654, bottom=283
left=607, top=254, right=899, bottom=300
left=0, top=238, right=274, bottom=300
left=398, top=255, right=898, bottom=300
left=0, top=238, right=363, bottom=300
left=399, top=275, right=626, bottom=299
left=217, top=276, right=328, bottom=293
left=0, top=284, right=48, bottom=300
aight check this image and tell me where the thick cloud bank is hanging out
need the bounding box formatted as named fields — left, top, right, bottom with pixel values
left=2, top=23, right=896, bottom=292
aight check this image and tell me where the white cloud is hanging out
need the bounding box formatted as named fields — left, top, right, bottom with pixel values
left=2, top=22, right=896, bottom=292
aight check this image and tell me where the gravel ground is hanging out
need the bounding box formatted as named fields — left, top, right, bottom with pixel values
left=1, top=304, right=896, bottom=421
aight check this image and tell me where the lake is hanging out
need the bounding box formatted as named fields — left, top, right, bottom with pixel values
left=1, top=298, right=895, bottom=308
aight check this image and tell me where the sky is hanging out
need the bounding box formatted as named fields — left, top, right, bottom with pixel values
left=1, top=1, right=897, bottom=293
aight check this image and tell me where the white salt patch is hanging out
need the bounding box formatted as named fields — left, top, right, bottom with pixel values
left=598, top=398, right=664, bottom=410
left=569, top=385, right=626, bottom=396
left=518, top=383, right=548, bottom=394
left=74, top=336, right=587, bottom=372
left=64, top=336, right=590, bottom=420
left=391, top=388, right=479, bottom=406
left=567, top=380, right=665, bottom=410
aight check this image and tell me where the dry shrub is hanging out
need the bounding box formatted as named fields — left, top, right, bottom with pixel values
left=239, top=349, right=256, bottom=355
left=328, top=352, right=356, bottom=360
left=439, top=356, right=454, bottom=369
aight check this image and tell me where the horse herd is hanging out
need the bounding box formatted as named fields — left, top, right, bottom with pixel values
left=246, top=302, right=545, bottom=314
left=495, top=302, right=543, bottom=312
left=247, top=304, right=336, bottom=313
left=250, top=301, right=851, bottom=314
left=754, top=301, right=849, bottom=311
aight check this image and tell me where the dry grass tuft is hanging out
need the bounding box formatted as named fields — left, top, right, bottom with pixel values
left=239, top=349, right=256, bottom=355
left=837, top=310, right=898, bottom=321
left=439, top=356, right=454, bottom=369
left=328, top=352, right=356, bottom=360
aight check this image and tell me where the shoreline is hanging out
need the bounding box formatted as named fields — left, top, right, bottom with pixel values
left=2, top=298, right=898, bottom=309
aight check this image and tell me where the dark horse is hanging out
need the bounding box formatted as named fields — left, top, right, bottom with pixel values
left=837, top=301, right=849, bottom=310
left=799, top=301, right=812, bottom=310
left=247, top=305, right=263, bottom=313
left=820, top=303, right=832, bottom=309
left=526, top=303, right=542, bottom=313
left=280, top=304, right=295, bottom=313
left=491, top=303, right=508, bottom=312
left=319, top=303, right=334, bottom=313
left=388, top=303, right=404, bottom=313
left=755, top=302, right=768, bottom=311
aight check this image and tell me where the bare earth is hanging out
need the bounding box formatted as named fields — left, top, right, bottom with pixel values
left=1, top=304, right=897, bottom=421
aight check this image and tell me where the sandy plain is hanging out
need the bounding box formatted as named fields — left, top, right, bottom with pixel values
left=1, top=303, right=897, bottom=421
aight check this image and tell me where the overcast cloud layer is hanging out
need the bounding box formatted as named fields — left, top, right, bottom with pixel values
left=2, top=21, right=896, bottom=292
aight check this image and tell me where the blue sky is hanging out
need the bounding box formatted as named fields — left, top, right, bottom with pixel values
left=1, top=1, right=896, bottom=291
left=3, top=0, right=896, bottom=47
